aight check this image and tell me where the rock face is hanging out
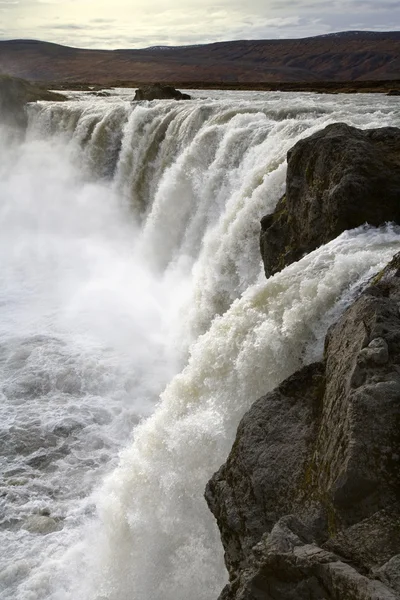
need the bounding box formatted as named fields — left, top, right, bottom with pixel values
left=133, top=84, right=191, bottom=101
left=260, top=123, right=400, bottom=277
left=0, top=74, right=64, bottom=129
left=206, top=253, right=400, bottom=600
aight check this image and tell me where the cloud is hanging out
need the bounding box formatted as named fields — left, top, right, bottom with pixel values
left=39, top=23, right=88, bottom=30
left=90, top=18, right=116, bottom=24
left=335, top=0, right=400, bottom=8
left=0, top=0, right=19, bottom=7
left=0, top=0, right=399, bottom=48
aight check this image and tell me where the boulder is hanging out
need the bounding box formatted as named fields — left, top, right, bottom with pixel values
left=378, top=556, right=400, bottom=594
left=23, top=514, right=62, bottom=534
left=206, top=252, right=400, bottom=599
left=133, top=84, right=191, bottom=101
left=260, top=123, right=400, bottom=277
left=0, top=74, right=65, bottom=129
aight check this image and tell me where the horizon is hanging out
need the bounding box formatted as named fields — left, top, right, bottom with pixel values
left=1, top=0, right=399, bottom=50
left=1, top=29, right=399, bottom=53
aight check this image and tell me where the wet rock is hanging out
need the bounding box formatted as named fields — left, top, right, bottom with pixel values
left=133, top=84, right=191, bottom=101
left=206, top=252, right=400, bottom=600
left=23, top=515, right=62, bottom=534
left=205, top=362, right=326, bottom=576
left=260, top=123, right=400, bottom=277
left=39, top=507, right=51, bottom=516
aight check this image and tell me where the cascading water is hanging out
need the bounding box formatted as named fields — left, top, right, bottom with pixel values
left=1, top=89, right=399, bottom=600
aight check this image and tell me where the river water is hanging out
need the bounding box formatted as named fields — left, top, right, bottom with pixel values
left=0, top=89, right=399, bottom=600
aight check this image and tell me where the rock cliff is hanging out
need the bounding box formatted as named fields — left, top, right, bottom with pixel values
left=207, top=124, right=400, bottom=600
left=206, top=253, right=400, bottom=600
left=260, top=123, right=400, bottom=277
left=0, top=74, right=64, bottom=129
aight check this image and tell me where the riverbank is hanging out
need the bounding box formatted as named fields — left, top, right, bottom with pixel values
left=47, top=79, right=400, bottom=94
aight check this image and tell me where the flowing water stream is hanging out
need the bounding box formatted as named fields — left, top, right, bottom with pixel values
left=0, top=89, right=399, bottom=600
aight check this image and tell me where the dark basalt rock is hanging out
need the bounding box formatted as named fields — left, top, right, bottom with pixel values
left=260, top=123, right=400, bottom=277
left=206, top=252, right=400, bottom=600
left=216, top=516, right=399, bottom=600
left=205, top=362, right=326, bottom=578
left=0, top=74, right=65, bottom=129
left=92, top=90, right=110, bottom=97
left=133, top=84, right=191, bottom=101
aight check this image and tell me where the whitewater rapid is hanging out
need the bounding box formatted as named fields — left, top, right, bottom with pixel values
left=0, top=89, right=399, bottom=600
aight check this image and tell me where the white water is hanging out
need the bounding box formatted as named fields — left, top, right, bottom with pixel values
left=0, top=90, right=399, bottom=600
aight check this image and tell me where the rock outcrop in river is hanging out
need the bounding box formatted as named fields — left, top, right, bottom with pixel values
left=260, top=123, right=400, bottom=277
left=133, top=84, right=191, bottom=101
left=207, top=124, right=400, bottom=600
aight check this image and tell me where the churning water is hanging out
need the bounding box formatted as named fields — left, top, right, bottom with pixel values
left=0, top=89, right=399, bottom=600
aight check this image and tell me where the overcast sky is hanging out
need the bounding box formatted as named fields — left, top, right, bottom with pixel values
left=0, top=0, right=399, bottom=49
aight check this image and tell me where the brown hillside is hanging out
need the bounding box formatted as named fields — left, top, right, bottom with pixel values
left=0, top=32, right=399, bottom=84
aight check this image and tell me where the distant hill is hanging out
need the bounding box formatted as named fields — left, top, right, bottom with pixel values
left=0, top=32, right=399, bottom=84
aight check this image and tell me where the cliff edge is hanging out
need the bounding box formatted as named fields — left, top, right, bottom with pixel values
left=0, top=74, right=64, bottom=129
left=206, top=124, right=400, bottom=600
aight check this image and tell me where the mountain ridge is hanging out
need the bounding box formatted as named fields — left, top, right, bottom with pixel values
left=0, top=31, right=399, bottom=83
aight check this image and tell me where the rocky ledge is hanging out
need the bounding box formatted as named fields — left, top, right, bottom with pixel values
left=206, top=123, right=400, bottom=600
left=206, top=252, right=400, bottom=600
left=260, top=123, right=400, bottom=277
left=133, top=84, right=191, bottom=101
left=0, top=74, right=65, bottom=129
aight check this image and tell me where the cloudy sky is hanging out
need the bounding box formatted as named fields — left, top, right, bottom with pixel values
left=0, top=0, right=399, bottom=49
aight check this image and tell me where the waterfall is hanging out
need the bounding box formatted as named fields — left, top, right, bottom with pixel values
left=1, top=89, right=399, bottom=600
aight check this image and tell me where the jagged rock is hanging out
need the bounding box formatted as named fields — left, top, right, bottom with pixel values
left=206, top=252, right=400, bottom=599
left=377, top=556, right=400, bottom=594
left=218, top=517, right=398, bottom=600
left=324, top=506, right=400, bottom=571
left=387, top=90, right=400, bottom=96
left=260, top=123, right=400, bottom=277
left=0, top=74, right=64, bottom=129
left=133, top=84, right=191, bottom=101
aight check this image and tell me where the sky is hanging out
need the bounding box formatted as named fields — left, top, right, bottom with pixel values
left=0, top=0, right=399, bottom=49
